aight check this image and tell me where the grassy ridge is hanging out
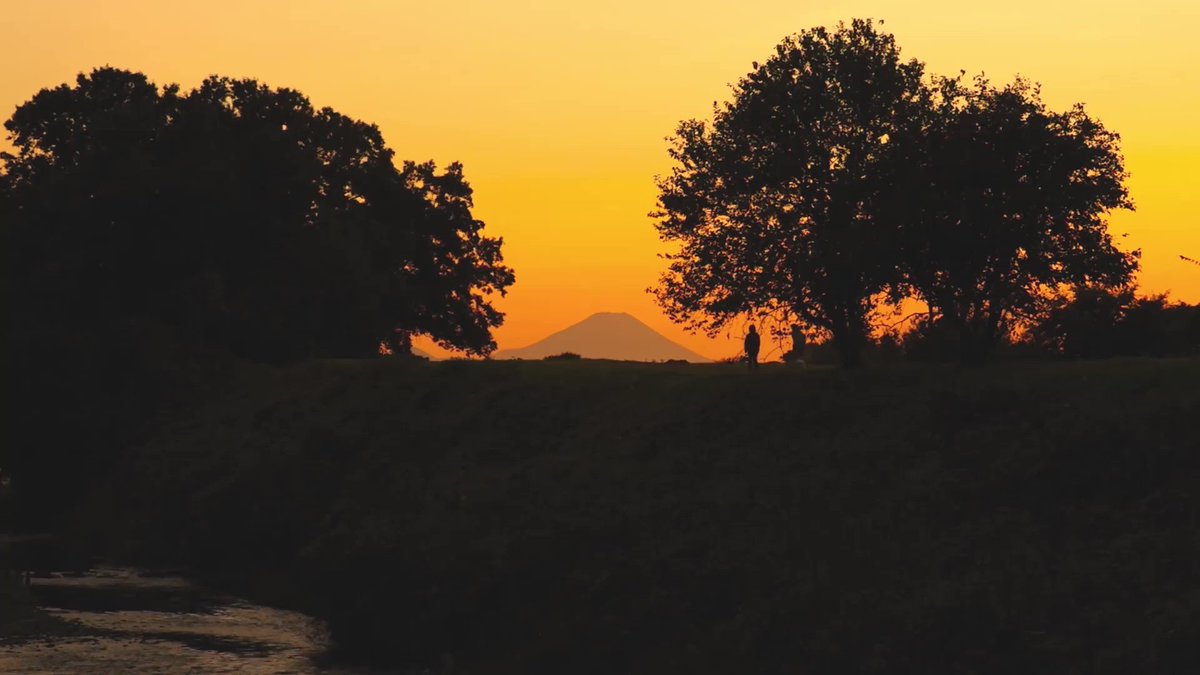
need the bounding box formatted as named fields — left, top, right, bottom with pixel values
left=79, top=358, right=1200, bottom=673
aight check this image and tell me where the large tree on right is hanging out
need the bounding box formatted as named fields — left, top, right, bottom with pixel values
left=653, top=19, right=925, bottom=367
left=654, top=20, right=1137, bottom=365
left=894, top=76, right=1138, bottom=360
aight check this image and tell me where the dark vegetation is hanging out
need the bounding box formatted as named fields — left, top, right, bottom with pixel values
left=74, top=358, right=1200, bottom=674
left=1029, top=288, right=1200, bottom=359
left=2, top=68, right=512, bottom=362
left=1, top=68, right=512, bottom=525
left=654, top=20, right=1140, bottom=366
left=544, top=351, right=583, bottom=360
left=794, top=290, right=1200, bottom=365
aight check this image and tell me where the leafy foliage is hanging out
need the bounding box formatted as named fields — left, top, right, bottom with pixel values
left=894, top=77, right=1137, bottom=359
left=1, top=67, right=514, bottom=361
left=654, top=20, right=1137, bottom=365
left=0, top=68, right=512, bottom=521
left=653, top=19, right=925, bottom=367
left=1029, top=287, right=1200, bottom=358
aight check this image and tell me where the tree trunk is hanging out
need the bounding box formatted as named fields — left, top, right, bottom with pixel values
left=957, top=319, right=998, bottom=364
left=832, top=325, right=864, bottom=368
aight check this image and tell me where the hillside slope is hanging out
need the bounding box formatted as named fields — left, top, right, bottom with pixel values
left=79, top=358, right=1200, bottom=674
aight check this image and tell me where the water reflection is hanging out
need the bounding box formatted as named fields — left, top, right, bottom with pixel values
left=0, top=567, right=379, bottom=674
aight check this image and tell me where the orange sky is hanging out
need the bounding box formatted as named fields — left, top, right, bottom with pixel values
left=3, top=1, right=1197, bottom=359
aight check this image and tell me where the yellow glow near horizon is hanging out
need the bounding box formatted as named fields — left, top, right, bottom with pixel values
left=4, top=1, right=1198, bottom=359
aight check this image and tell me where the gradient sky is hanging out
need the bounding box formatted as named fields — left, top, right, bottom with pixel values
left=4, top=1, right=1197, bottom=359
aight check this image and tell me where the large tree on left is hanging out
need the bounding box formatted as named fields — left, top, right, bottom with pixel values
left=1, top=67, right=514, bottom=361
left=0, top=68, right=513, bottom=522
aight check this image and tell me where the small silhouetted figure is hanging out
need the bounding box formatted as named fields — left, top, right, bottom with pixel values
left=744, top=325, right=761, bottom=371
left=784, top=324, right=807, bottom=366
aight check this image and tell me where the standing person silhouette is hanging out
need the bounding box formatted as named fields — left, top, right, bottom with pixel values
left=785, top=324, right=807, bottom=366
left=744, top=325, right=761, bottom=371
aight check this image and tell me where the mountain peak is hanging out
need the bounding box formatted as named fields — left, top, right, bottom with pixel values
left=493, top=312, right=710, bottom=362
left=574, top=311, right=644, bottom=326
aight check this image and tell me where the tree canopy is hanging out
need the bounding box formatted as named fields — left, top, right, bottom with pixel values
left=654, top=19, right=925, bottom=366
left=653, top=19, right=1137, bottom=365
left=894, top=76, right=1137, bottom=360
left=1, top=68, right=515, bottom=521
left=1, top=67, right=514, bottom=362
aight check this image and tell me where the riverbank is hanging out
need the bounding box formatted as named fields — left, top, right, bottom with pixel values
left=0, top=576, right=81, bottom=642
left=71, top=357, right=1200, bottom=673
left=0, top=534, right=85, bottom=642
left=0, top=566, right=377, bottom=673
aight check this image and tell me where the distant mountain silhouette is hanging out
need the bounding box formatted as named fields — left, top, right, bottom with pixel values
left=493, top=312, right=711, bottom=362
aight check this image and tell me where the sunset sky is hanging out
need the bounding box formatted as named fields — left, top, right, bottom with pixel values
left=4, top=1, right=1197, bottom=359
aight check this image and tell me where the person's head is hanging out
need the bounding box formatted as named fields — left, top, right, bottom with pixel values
left=748, top=325, right=757, bottom=334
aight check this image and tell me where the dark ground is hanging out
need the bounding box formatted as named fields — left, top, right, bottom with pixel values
left=56, top=357, right=1200, bottom=674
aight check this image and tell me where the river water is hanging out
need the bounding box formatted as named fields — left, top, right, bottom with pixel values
left=0, top=567, right=389, bottom=674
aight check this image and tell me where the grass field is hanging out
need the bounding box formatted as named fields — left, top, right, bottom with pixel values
left=74, top=357, right=1200, bottom=674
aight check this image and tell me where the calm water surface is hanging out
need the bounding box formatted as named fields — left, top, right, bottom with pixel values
left=0, top=567, right=388, bottom=674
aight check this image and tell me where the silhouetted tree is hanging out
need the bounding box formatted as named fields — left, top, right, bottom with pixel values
left=1, top=68, right=514, bottom=361
left=653, top=19, right=925, bottom=367
left=1028, top=286, right=1132, bottom=358
left=892, top=76, right=1137, bottom=360
left=0, top=68, right=513, bottom=522
left=1029, top=287, right=1200, bottom=358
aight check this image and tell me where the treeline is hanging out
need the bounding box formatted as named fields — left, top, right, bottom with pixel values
left=2, top=68, right=513, bottom=363
left=796, top=289, right=1200, bottom=365
left=1, top=69, right=513, bottom=523
left=1029, top=289, right=1200, bottom=359
left=654, top=19, right=1164, bottom=366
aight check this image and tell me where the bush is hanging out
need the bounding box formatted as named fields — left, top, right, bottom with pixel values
left=1028, top=288, right=1200, bottom=358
